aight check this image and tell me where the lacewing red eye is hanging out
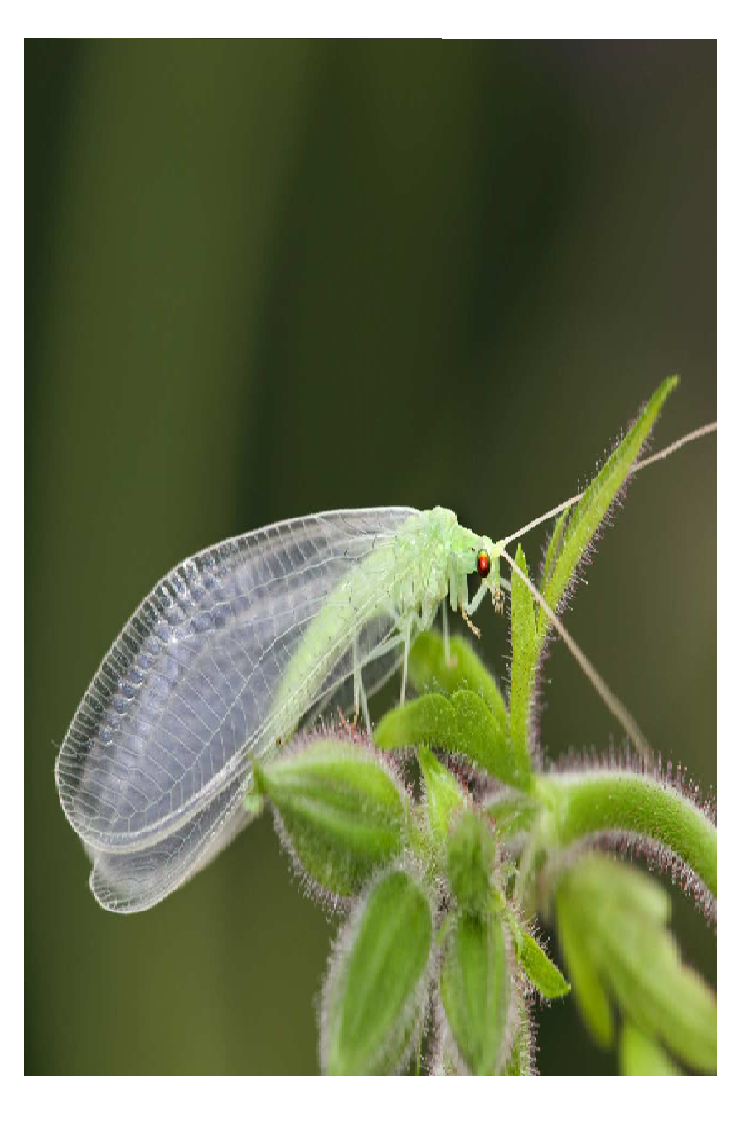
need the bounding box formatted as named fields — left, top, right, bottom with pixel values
left=477, top=549, right=491, bottom=578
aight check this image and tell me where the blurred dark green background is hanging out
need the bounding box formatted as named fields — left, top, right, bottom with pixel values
left=26, top=40, right=716, bottom=1075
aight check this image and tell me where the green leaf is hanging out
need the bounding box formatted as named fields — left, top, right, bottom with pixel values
left=374, top=689, right=530, bottom=788
left=537, top=376, right=679, bottom=655
left=538, top=769, right=717, bottom=899
left=509, top=544, right=536, bottom=761
left=451, top=691, right=529, bottom=783
left=605, top=912, right=717, bottom=1072
left=619, top=1021, right=679, bottom=1076
left=407, top=630, right=508, bottom=724
left=440, top=912, right=512, bottom=1075
left=255, top=739, right=409, bottom=897
left=556, top=887, right=615, bottom=1049
left=518, top=931, right=570, bottom=999
left=555, top=856, right=716, bottom=1072
left=417, top=746, right=466, bottom=844
left=446, top=810, right=495, bottom=915
left=321, top=868, right=432, bottom=1075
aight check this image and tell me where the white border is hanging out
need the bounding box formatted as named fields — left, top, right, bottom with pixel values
left=10, top=26, right=737, bottom=1117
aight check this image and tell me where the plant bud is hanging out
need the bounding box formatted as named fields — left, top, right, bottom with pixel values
left=254, top=736, right=409, bottom=898
left=446, top=809, right=495, bottom=914
left=321, top=867, right=433, bottom=1074
left=440, top=911, right=513, bottom=1075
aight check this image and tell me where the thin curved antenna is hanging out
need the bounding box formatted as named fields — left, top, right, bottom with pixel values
left=501, top=421, right=717, bottom=551
left=631, top=420, right=717, bottom=473
left=495, top=544, right=652, bottom=765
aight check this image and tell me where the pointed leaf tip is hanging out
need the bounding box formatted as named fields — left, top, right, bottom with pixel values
left=538, top=377, right=679, bottom=649
left=518, top=931, right=570, bottom=999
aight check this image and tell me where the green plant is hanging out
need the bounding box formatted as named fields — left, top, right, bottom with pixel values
left=249, top=379, right=717, bottom=1075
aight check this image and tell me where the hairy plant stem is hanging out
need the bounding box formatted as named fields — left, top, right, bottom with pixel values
left=533, top=771, right=716, bottom=899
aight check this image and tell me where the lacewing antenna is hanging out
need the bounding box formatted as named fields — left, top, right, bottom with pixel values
left=486, top=420, right=717, bottom=764
left=495, top=544, right=653, bottom=765
left=501, top=422, right=717, bottom=551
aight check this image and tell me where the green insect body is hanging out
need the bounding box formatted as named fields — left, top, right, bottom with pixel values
left=273, top=506, right=495, bottom=735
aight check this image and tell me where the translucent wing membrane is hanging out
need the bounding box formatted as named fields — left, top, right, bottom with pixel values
left=56, top=507, right=419, bottom=911
left=86, top=771, right=250, bottom=912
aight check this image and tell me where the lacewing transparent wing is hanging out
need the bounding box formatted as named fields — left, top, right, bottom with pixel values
left=56, top=507, right=421, bottom=912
